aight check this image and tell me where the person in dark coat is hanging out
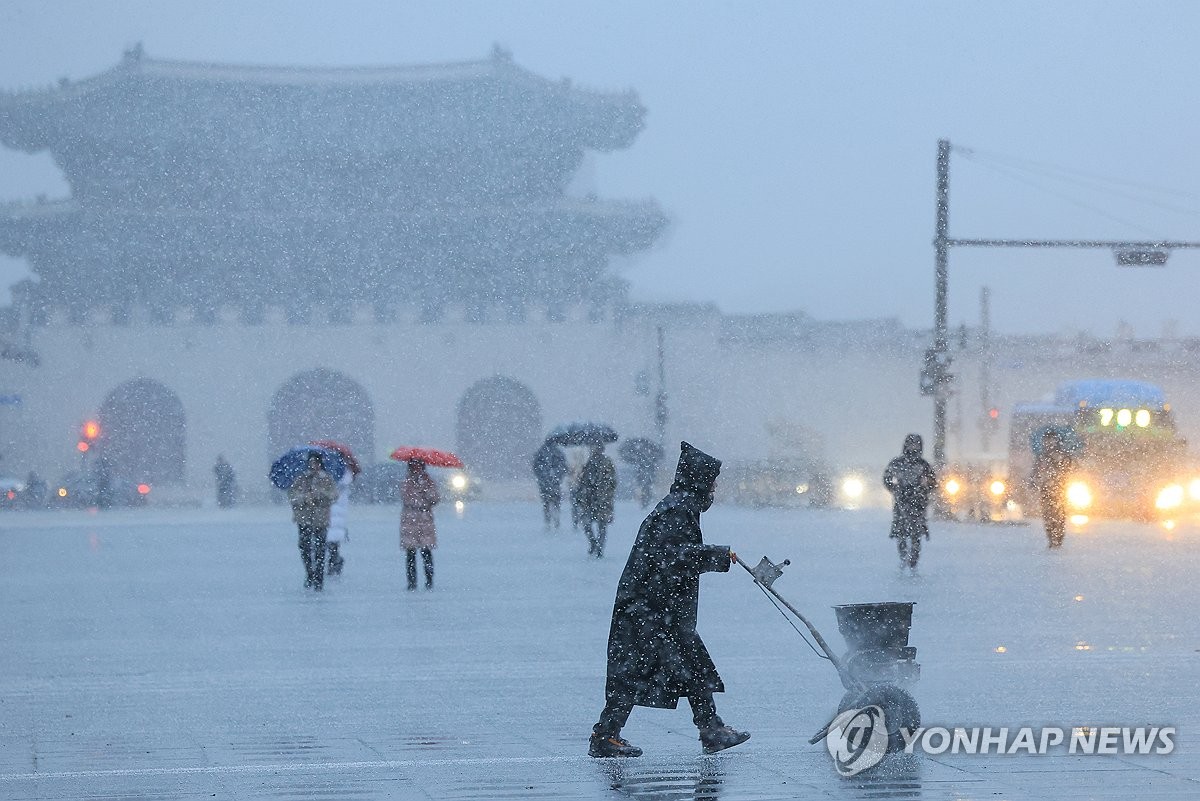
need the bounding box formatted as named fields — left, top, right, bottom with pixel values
left=531, top=440, right=569, bottom=530
left=213, top=454, right=237, bottom=508
left=1032, top=430, right=1073, bottom=549
left=287, top=452, right=339, bottom=591
left=577, top=443, right=617, bottom=558
left=589, top=441, right=750, bottom=758
left=882, top=434, right=937, bottom=570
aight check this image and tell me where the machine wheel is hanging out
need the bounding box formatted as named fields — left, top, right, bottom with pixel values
left=837, top=685, right=920, bottom=753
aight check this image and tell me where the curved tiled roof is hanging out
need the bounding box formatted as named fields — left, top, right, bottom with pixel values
left=0, top=46, right=645, bottom=153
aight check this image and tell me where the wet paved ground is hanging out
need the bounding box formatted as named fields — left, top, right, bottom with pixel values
left=3, top=499, right=1200, bottom=799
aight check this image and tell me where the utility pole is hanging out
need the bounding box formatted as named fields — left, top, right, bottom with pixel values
left=654, top=326, right=668, bottom=447
left=932, top=139, right=951, bottom=469
left=979, top=287, right=994, bottom=454
left=926, top=139, right=1200, bottom=474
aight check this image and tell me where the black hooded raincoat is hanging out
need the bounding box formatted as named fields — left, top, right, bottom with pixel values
left=604, top=442, right=732, bottom=709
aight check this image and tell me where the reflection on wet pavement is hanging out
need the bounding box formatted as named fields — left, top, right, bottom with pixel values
left=6, top=503, right=1200, bottom=799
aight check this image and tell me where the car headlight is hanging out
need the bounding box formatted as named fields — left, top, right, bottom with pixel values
left=989, top=480, right=1006, bottom=497
left=1156, top=484, right=1185, bottom=511
left=1188, top=479, right=1200, bottom=501
left=450, top=474, right=467, bottom=490
left=1066, top=481, right=1093, bottom=510
left=841, top=477, right=864, bottom=499
left=943, top=477, right=961, bottom=497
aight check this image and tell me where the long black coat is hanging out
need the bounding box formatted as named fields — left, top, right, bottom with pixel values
left=882, top=453, right=935, bottom=539
left=605, top=490, right=731, bottom=708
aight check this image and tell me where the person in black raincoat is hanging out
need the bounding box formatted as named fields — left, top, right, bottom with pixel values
left=577, top=443, right=616, bottom=558
left=589, top=441, right=750, bottom=758
left=531, top=440, right=569, bottom=530
left=1032, top=430, right=1074, bottom=549
left=882, top=433, right=937, bottom=570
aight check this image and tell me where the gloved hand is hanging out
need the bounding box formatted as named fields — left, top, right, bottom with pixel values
left=729, top=550, right=738, bottom=564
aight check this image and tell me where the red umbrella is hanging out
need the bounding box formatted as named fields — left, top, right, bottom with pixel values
left=310, top=439, right=361, bottom=475
left=389, top=446, right=464, bottom=469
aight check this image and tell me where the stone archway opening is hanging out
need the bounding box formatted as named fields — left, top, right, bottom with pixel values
left=98, top=379, right=187, bottom=484
left=269, top=369, right=375, bottom=466
left=456, top=376, right=542, bottom=480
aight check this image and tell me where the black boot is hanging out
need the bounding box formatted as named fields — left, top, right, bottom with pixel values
left=699, top=725, right=751, bottom=754
left=589, top=733, right=643, bottom=758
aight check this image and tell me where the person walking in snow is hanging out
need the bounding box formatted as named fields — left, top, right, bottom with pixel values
left=532, top=439, right=569, bottom=530
left=325, top=469, right=353, bottom=576
left=287, top=452, right=339, bottom=591
left=1032, top=429, right=1074, bottom=549
left=400, top=458, right=440, bottom=591
left=589, top=441, right=750, bottom=758
left=213, top=454, right=237, bottom=508
left=882, top=433, right=937, bottom=570
left=577, top=442, right=617, bottom=558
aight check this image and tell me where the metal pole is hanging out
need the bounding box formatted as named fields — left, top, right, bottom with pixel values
left=933, top=139, right=951, bottom=472
left=979, top=286, right=992, bottom=453
left=654, top=326, right=668, bottom=447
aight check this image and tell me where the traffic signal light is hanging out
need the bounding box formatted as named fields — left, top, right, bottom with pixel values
left=78, top=419, right=102, bottom=454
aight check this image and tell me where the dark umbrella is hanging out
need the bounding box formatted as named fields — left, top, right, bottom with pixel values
left=270, top=446, right=348, bottom=489
left=309, top=439, right=361, bottom=476
left=618, top=437, right=665, bottom=465
left=546, top=422, right=618, bottom=447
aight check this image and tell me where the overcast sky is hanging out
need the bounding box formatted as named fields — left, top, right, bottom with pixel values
left=3, top=1, right=1200, bottom=336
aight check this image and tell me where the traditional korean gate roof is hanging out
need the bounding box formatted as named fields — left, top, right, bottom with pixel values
left=0, top=47, right=666, bottom=315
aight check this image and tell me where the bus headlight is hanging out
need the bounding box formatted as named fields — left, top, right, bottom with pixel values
left=989, top=480, right=1006, bottom=497
left=1066, top=481, right=1093, bottom=510
left=1188, top=479, right=1200, bottom=501
left=1156, top=484, right=1185, bottom=511
left=841, top=477, right=864, bottom=500
left=944, top=478, right=961, bottom=497
left=450, top=474, right=467, bottom=491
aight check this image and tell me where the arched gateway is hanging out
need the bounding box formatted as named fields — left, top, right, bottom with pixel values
left=269, top=369, right=375, bottom=466
left=99, top=379, right=187, bottom=484
left=456, top=377, right=542, bottom=480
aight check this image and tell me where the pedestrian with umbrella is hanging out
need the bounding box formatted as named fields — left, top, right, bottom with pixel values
left=532, top=439, right=569, bottom=530
left=284, top=451, right=339, bottom=591
left=589, top=441, right=749, bottom=758
left=578, top=442, right=617, bottom=558
left=312, top=440, right=360, bottom=577
left=391, top=447, right=461, bottom=590
left=547, top=423, right=618, bottom=532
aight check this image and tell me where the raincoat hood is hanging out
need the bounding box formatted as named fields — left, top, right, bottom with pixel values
left=670, top=441, right=722, bottom=494
left=903, top=434, right=923, bottom=456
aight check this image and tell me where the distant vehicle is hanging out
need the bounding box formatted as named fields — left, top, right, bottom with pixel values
left=724, top=459, right=823, bottom=509
left=440, top=469, right=482, bottom=504
left=50, top=471, right=151, bottom=508
left=938, top=458, right=1013, bottom=521
left=351, top=462, right=481, bottom=504
left=0, top=477, right=26, bottom=509
left=1007, top=379, right=1197, bottom=521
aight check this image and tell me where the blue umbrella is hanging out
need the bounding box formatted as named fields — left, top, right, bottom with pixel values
left=1030, top=425, right=1084, bottom=456
left=269, top=446, right=348, bottom=489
